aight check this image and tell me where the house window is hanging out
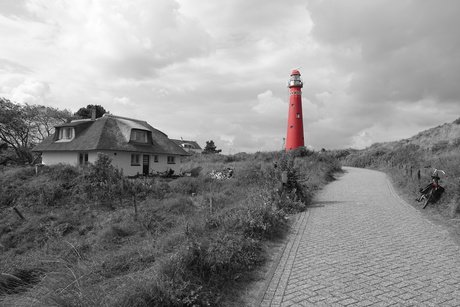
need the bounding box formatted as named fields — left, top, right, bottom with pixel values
left=78, top=152, right=88, bottom=165
left=58, top=127, right=74, bottom=141
left=167, top=156, right=175, bottom=164
left=131, top=154, right=140, bottom=166
left=154, top=155, right=159, bottom=162
left=130, top=130, right=148, bottom=143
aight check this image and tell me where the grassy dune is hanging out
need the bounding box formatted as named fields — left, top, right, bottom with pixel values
left=0, top=149, right=341, bottom=306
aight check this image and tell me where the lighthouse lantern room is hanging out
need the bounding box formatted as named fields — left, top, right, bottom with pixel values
left=285, top=70, right=305, bottom=150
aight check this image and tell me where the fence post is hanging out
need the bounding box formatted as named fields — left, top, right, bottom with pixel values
left=281, top=171, right=288, bottom=184
left=13, top=207, right=25, bottom=220
left=132, top=195, right=138, bottom=221
left=119, top=180, right=124, bottom=206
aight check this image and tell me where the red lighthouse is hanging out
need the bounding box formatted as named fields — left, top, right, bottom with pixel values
left=285, top=70, right=305, bottom=150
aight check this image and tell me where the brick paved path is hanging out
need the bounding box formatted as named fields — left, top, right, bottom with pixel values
left=258, top=167, right=460, bottom=306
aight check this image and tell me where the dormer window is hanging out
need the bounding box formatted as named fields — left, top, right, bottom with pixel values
left=130, top=129, right=148, bottom=143
left=57, top=127, right=75, bottom=142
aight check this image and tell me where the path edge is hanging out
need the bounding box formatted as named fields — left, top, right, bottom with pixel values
left=253, top=209, right=311, bottom=307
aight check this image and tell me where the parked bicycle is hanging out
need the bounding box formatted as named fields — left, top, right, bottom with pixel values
left=416, top=167, right=445, bottom=209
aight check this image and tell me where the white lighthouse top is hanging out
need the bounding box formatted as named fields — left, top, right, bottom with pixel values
left=288, top=70, right=303, bottom=88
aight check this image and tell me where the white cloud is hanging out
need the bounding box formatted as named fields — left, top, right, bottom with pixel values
left=253, top=90, right=285, bottom=116
left=352, top=130, right=374, bottom=149
left=22, top=0, right=211, bottom=80
left=1, top=78, right=51, bottom=105
left=113, top=96, right=131, bottom=105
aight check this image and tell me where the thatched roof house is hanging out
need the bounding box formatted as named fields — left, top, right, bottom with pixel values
left=33, top=114, right=188, bottom=176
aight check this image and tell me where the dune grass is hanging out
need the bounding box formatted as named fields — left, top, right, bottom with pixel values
left=0, top=149, right=341, bottom=306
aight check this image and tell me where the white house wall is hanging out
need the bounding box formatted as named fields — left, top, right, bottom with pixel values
left=105, top=151, right=182, bottom=176
left=41, top=151, right=182, bottom=177
left=42, top=151, right=80, bottom=165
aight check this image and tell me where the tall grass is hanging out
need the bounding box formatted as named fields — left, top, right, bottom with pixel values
left=0, top=149, right=341, bottom=306
left=341, top=143, right=460, bottom=217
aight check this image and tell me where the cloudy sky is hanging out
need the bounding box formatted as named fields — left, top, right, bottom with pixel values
left=1, top=0, right=460, bottom=153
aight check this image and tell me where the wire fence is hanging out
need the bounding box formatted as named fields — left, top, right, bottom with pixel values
left=388, top=162, right=460, bottom=191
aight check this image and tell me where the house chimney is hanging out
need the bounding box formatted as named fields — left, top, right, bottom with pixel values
left=91, top=108, right=96, bottom=121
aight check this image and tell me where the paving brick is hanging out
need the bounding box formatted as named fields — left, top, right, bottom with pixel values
left=256, top=167, right=460, bottom=306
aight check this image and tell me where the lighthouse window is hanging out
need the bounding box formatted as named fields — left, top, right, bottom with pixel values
left=290, top=125, right=294, bottom=129
left=296, top=114, right=300, bottom=119
left=291, top=104, right=294, bottom=107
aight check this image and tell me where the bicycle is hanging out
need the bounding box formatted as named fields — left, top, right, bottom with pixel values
left=416, top=167, right=446, bottom=209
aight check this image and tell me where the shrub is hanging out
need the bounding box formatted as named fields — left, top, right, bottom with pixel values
left=185, top=232, right=263, bottom=282
left=168, top=177, right=200, bottom=195
left=137, top=197, right=195, bottom=234
left=0, top=167, right=35, bottom=207
left=432, top=140, right=450, bottom=152
left=239, top=198, right=287, bottom=239
left=209, top=189, right=289, bottom=240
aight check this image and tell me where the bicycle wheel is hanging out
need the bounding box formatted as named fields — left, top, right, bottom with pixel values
left=423, top=189, right=433, bottom=209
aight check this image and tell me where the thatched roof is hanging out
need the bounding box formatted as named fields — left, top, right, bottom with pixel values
left=33, top=115, right=188, bottom=155
left=170, top=139, right=202, bottom=150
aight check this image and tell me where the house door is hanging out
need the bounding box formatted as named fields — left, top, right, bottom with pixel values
left=143, top=155, right=150, bottom=175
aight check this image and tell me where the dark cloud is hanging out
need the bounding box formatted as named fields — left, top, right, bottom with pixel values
left=309, top=0, right=460, bottom=104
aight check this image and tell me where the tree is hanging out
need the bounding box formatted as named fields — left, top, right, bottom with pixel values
left=0, top=98, right=72, bottom=165
left=202, top=140, right=222, bottom=154
left=75, top=105, right=107, bottom=119
left=25, top=104, right=74, bottom=145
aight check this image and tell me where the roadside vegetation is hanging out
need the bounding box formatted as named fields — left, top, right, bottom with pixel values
left=0, top=148, right=341, bottom=306
left=338, top=119, right=460, bottom=219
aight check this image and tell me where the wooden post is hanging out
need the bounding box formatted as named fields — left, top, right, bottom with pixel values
left=281, top=171, right=288, bottom=184
left=209, top=196, right=213, bottom=214
left=35, top=163, right=44, bottom=175
left=119, top=180, right=123, bottom=206
left=132, top=195, right=138, bottom=221
left=13, top=207, right=25, bottom=220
